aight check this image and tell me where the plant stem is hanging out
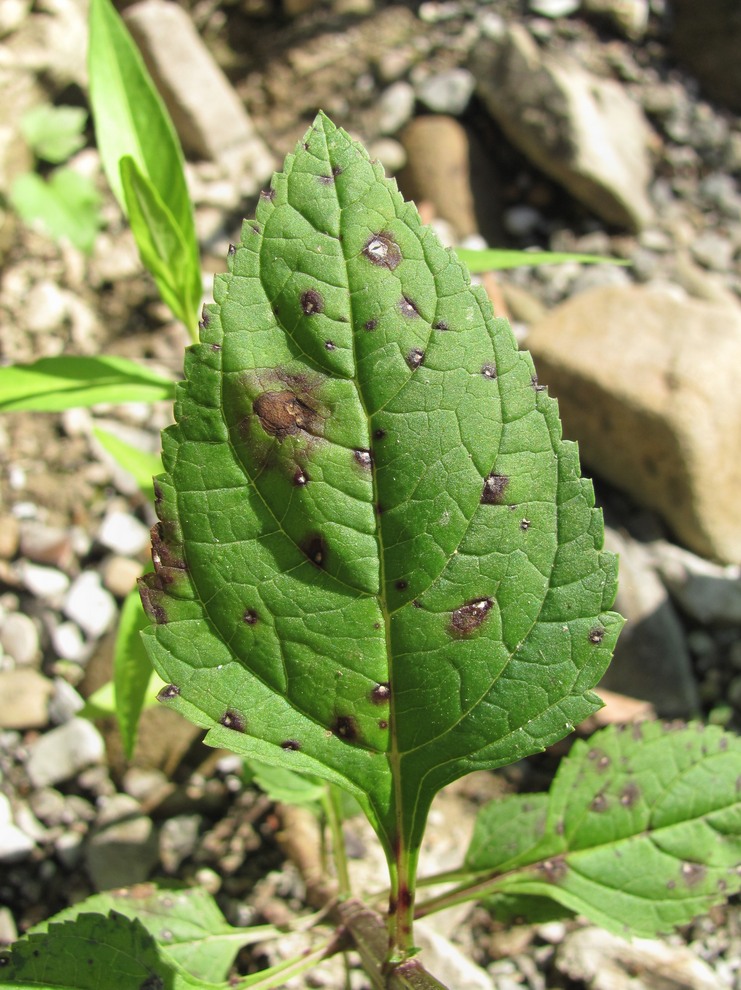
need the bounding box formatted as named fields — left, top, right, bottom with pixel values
left=323, top=783, right=351, bottom=895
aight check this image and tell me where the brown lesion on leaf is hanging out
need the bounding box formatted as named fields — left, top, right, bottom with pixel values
left=481, top=363, right=497, bottom=379
left=399, top=296, right=420, bottom=319
left=362, top=232, right=402, bottom=270
left=157, top=684, right=180, bottom=701
left=151, top=523, right=186, bottom=573
left=364, top=318, right=378, bottom=331
left=354, top=449, right=372, bottom=468
left=590, top=791, right=609, bottom=813
left=333, top=714, right=359, bottom=743
left=406, top=348, right=425, bottom=370
left=587, top=747, right=611, bottom=772
left=620, top=782, right=641, bottom=807
left=589, top=626, right=605, bottom=644
left=300, top=288, right=324, bottom=315
left=680, top=862, right=706, bottom=887
left=302, top=534, right=327, bottom=568
left=139, top=579, right=168, bottom=625
left=220, top=710, right=246, bottom=732
left=253, top=391, right=321, bottom=441
left=537, top=856, right=568, bottom=883
left=450, top=598, right=493, bottom=636
left=481, top=473, right=509, bottom=505
left=281, top=739, right=301, bottom=750
left=370, top=683, right=391, bottom=704
left=242, top=608, right=259, bottom=625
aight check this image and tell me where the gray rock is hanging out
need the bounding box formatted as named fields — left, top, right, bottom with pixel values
left=0, top=668, right=52, bottom=729
left=690, top=231, right=735, bottom=272
left=63, top=571, right=117, bottom=639
left=159, top=814, right=202, bottom=873
left=124, top=0, right=274, bottom=188
left=556, top=926, right=718, bottom=990
left=0, top=612, right=40, bottom=667
left=18, top=561, right=70, bottom=602
left=19, top=520, right=75, bottom=570
left=0, top=515, right=20, bottom=560
left=650, top=541, right=741, bottom=625
left=48, top=678, right=85, bottom=724
left=473, top=25, right=654, bottom=231
left=376, top=81, right=416, bottom=136
left=600, top=530, right=699, bottom=717
left=26, top=717, right=105, bottom=788
left=97, top=509, right=150, bottom=557
left=50, top=620, right=91, bottom=664
left=86, top=794, right=159, bottom=891
left=415, top=68, right=475, bottom=116
left=526, top=285, right=741, bottom=563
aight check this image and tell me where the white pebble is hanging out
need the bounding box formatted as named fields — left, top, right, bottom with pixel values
left=51, top=621, right=91, bottom=664
left=18, top=561, right=70, bottom=601
left=98, top=510, right=150, bottom=557
left=64, top=571, right=117, bottom=639
left=49, top=678, right=85, bottom=724
left=0, top=612, right=40, bottom=666
left=26, top=717, right=106, bottom=788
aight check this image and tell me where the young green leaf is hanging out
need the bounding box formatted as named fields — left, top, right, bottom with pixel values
left=20, top=104, right=88, bottom=164
left=10, top=167, right=101, bottom=254
left=0, top=356, right=174, bottom=412
left=114, top=587, right=156, bottom=760
left=465, top=721, right=741, bottom=938
left=88, top=0, right=199, bottom=334
left=245, top=760, right=326, bottom=808
left=140, top=112, right=621, bottom=958
left=92, top=426, right=163, bottom=498
left=456, top=247, right=631, bottom=273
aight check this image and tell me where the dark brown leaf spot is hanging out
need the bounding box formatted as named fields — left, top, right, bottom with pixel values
left=481, top=473, right=509, bottom=505
left=590, top=792, right=608, bottom=812
left=354, top=449, right=372, bottom=468
left=211, top=343, right=221, bottom=352
left=293, top=468, right=310, bottom=486
left=378, top=719, right=388, bottom=729
left=333, top=715, right=359, bottom=742
left=324, top=340, right=336, bottom=350
left=260, top=187, right=275, bottom=200
left=406, top=348, right=424, bottom=370
left=243, top=609, right=259, bottom=625
left=200, top=308, right=211, bottom=328
left=139, top=583, right=168, bottom=625
left=220, top=710, right=246, bottom=732
left=667, top=879, right=676, bottom=889
left=620, top=782, right=641, bottom=807
left=227, top=243, right=236, bottom=256
left=300, top=289, right=324, bottom=315
left=681, top=862, right=706, bottom=887
left=587, top=747, right=611, bottom=772
left=520, top=518, right=531, bottom=531
left=589, top=626, right=605, bottom=644
left=531, top=374, right=546, bottom=392
left=250, top=223, right=260, bottom=235
left=371, top=683, right=391, bottom=704
left=399, top=296, right=419, bottom=319
left=450, top=598, right=493, bottom=636
left=281, top=739, right=301, bottom=751
left=332, top=164, right=342, bottom=177
left=303, top=534, right=327, bottom=568
left=538, top=857, right=568, bottom=883
left=364, top=318, right=378, bottom=331
left=318, top=173, right=335, bottom=185
left=362, top=232, right=401, bottom=270
left=373, top=428, right=386, bottom=439
left=254, top=390, right=318, bottom=440
left=157, top=684, right=180, bottom=701
left=433, top=320, right=449, bottom=331
left=481, top=363, right=497, bottom=379
left=395, top=580, right=408, bottom=590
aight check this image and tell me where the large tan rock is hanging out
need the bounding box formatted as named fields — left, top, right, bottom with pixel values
left=526, top=285, right=741, bottom=563
left=472, top=24, right=654, bottom=231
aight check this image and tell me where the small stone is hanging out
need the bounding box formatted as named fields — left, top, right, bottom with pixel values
left=54, top=830, right=85, bottom=869
left=159, top=814, right=202, bottom=873
left=0, top=668, right=52, bottom=729
left=376, top=81, right=416, bottom=136
left=51, top=621, right=91, bottom=664
left=0, top=821, right=35, bottom=863
left=415, top=68, right=475, bottom=115
left=102, top=556, right=143, bottom=598
left=504, top=205, right=542, bottom=237
left=48, top=678, right=85, bottom=724
left=367, top=138, right=406, bottom=174
left=18, top=561, right=70, bottom=601
left=26, top=717, right=106, bottom=788
left=0, top=612, right=40, bottom=666
left=0, top=905, right=18, bottom=945
left=64, top=571, right=117, bottom=639
left=19, top=521, right=75, bottom=570
left=98, top=510, right=150, bottom=557
left=24, top=280, right=69, bottom=334
left=0, top=515, right=20, bottom=560
left=529, top=0, right=580, bottom=15
left=86, top=794, right=159, bottom=891
left=651, top=541, right=741, bottom=623
left=690, top=231, right=735, bottom=272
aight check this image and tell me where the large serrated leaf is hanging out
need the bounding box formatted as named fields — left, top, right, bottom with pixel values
left=467, top=721, right=741, bottom=938
left=140, top=112, right=621, bottom=946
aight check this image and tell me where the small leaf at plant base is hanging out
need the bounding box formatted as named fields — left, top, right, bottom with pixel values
left=28, top=885, right=275, bottom=983
left=114, top=587, right=156, bottom=760
left=10, top=167, right=101, bottom=254
left=20, top=104, right=88, bottom=164
left=0, top=355, right=174, bottom=412
left=93, top=426, right=163, bottom=499
left=245, top=759, right=326, bottom=808
left=120, top=155, right=201, bottom=329
left=465, top=792, right=549, bottom=874
left=475, top=721, right=741, bottom=938
left=457, top=247, right=631, bottom=273
left=140, top=112, right=622, bottom=956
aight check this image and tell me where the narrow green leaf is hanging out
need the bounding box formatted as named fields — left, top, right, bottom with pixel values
left=88, top=0, right=199, bottom=332
left=139, top=112, right=621, bottom=954
left=120, top=155, right=201, bottom=329
left=114, top=587, right=155, bottom=760
left=245, top=760, right=326, bottom=807
left=28, top=886, right=276, bottom=983
left=92, top=426, right=163, bottom=499
left=10, top=168, right=101, bottom=254
left=471, top=722, right=741, bottom=937
left=457, top=247, right=631, bottom=272
left=20, top=104, right=88, bottom=164
left=0, top=356, right=174, bottom=411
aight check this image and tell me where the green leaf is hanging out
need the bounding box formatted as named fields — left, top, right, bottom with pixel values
left=114, top=587, right=155, bottom=760
left=456, top=247, right=630, bottom=272
left=20, top=104, right=88, bottom=164
left=27, top=886, right=275, bottom=984
left=120, top=155, right=201, bottom=329
left=88, top=0, right=199, bottom=332
left=10, top=167, right=101, bottom=254
left=465, top=793, right=549, bottom=874
left=0, top=356, right=175, bottom=412
left=93, top=426, right=163, bottom=498
left=245, top=760, right=326, bottom=807
left=471, top=722, right=741, bottom=937
left=139, top=112, right=621, bottom=952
